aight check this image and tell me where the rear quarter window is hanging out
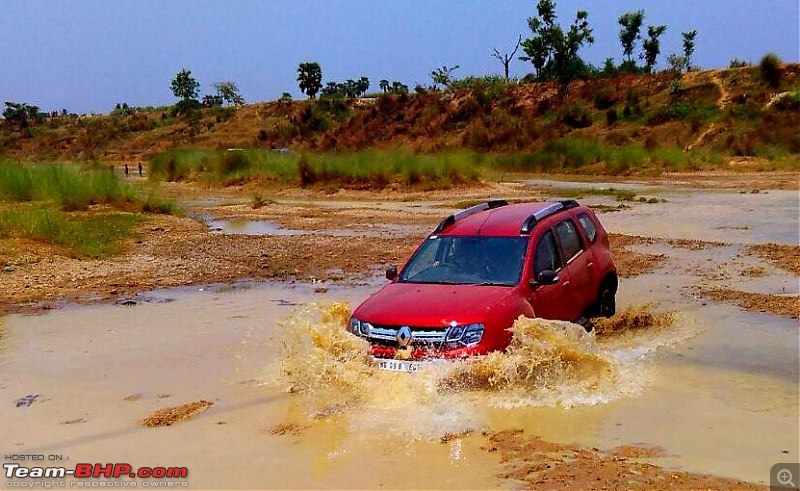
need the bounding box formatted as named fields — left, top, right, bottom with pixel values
left=554, top=219, right=583, bottom=261
left=578, top=213, right=597, bottom=243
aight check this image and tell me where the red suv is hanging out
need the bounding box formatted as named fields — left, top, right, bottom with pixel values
left=348, top=200, right=617, bottom=372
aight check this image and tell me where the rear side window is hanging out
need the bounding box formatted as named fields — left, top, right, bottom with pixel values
left=534, top=229, right=560, bottom=274
left=578, top=213, right=597, bottom=243
left=554, top=219, right=583, bottom=261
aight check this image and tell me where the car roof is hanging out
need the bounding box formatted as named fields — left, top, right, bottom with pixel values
left=436, top=201, right=582, bottom=237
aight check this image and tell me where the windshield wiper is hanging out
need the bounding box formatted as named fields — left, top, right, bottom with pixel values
left=401, top=280, right=460, bottom=285
left=465, top=281, right=513, bottom=286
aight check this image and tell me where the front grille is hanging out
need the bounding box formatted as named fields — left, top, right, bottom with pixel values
left=366, top=324, right=448, bottom=348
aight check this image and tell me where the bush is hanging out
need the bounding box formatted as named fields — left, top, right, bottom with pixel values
left=729, top=58, right=751, bottom=68
left=462, top=122, right=491, bottom=150
left=770, top=91, right=800, bottom=111
left=560, top=104, right=593, bottom=128
left=593, top=85, right=617, bottom=110
left=644, top=134, right=659, bottom=150
left=171, top=99, right=202, bottom=116
left=297, top=155, right=316, bottom=186
left=759, top=53, right=783, bottom=89
left=217, top=150, right=249, bottom=177
left=605, top=108, right=618, bottom=126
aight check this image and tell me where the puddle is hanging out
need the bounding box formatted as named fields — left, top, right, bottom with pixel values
left=205, top=216, right=428, bottom=238
left=208, top=217, right=308, bottom=236
left=528, top=178, right=799, bottom=245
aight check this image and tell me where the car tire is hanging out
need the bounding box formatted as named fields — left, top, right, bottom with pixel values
left=598, top=284, right=616, bottom=318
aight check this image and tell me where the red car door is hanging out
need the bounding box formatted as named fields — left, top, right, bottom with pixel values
left=553, top=218, right=595, bottom=318
left=527, top=228, right=574, bottom=321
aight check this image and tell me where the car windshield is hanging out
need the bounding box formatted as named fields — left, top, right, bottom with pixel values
left=399, top=236, right=528, bottom=286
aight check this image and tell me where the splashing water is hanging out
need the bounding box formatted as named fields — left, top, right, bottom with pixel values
left=437, top=317, right=625, bottom=408
left=267, top=302, right=681, bottom=438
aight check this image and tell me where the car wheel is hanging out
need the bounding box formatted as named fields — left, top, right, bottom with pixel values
left=598, top=285, right=616, bottom=318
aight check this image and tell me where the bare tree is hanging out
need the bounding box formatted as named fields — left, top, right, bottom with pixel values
left=492, top=35, right=522, bottom=83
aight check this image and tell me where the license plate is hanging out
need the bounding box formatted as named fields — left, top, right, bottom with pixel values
left=375, top=358, right=422, bottom=373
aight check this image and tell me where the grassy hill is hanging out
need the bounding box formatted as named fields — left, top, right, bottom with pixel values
left=1, top=65, right=798, bottom=177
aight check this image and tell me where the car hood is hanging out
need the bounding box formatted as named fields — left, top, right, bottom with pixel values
left=352, top=282, right=515, bottom=327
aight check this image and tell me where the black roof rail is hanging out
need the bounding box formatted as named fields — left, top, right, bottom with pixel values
left=559, top=199, right=579, bottom=209
left=433, top=199, right=508, bottom=234
left=520, top=200, right=580, bottom=234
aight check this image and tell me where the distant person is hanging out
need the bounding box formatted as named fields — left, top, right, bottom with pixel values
left=124, top=163, right=129, bottom=177
left=138, top=162, right=143, bottom=177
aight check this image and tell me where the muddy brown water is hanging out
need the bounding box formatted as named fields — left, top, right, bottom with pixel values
left=1, top=181, right=798, bottom=489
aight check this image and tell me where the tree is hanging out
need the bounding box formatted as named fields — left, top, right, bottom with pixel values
left=520, top=36, right=549, bottom=79
left=601, top=57, right=617, bottom=76
left=297, top=62, right=322, bottom=99
left=202, top=94, right=223, bottom=108
left=666, top=53, right=687, bottom=73
left=618, top=10, right=645, bottom=69
left=214, top=81, right=244, bottom=106
left=390, top=81, right=409, bottom=94
left=430, top=65, right=460, bottom=89
left=641, top=25, right=667, bottom=73
left=682, top=30, right=698, bottom=71
left=170, top=68, right=200, bottom=102
left=342, top=79, right=359, bottom=98
left=519, top=0, right=594, bottom=88
left=492, top=35, right=522, bottom=83
left=2, top=101, right=40, bottom=130
left=356, top=76, right=370, bottom=96
left=759, top=53, right=783, bottom=89
left=320, top=82, right=341, bottom=98
left=520, top=0, right=556, bottom=79
left=379, top=79, right=390, bottom=93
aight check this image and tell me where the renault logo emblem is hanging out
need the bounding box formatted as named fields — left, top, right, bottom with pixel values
left=396, top=326, right=412, bottom=347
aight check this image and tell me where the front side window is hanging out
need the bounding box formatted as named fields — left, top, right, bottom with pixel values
left=554, top=219, right=583, bottom=262
left=534, top=229, right=560, bottom=275
left=400, top=236, right=528, bottom=286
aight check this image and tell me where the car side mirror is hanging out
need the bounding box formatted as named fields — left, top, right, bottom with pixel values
left=531, top=269, right=559, bottom=287
left=385, top=266, right=398, bottom=281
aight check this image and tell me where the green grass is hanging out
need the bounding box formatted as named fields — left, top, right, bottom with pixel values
left=148, top=136, right=783, bottom=190
left=0, top=161, right=176, bottom=212
left=486, top=138, right=730, bottom=175
left=0, top=161, right=177, bottom=258
left=0, top=205, right=139, bottom=258
left=149, top=149, right=483, bottom=189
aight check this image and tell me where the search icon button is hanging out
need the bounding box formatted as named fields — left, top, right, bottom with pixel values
left=772, top=463, right=800, bottom=490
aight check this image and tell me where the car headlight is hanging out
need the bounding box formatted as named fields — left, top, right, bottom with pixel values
left=461, top=323, right=484, bottom=345
left=348, top=317, right=371, bottom=337
left=445, top=323, right=484, bottom=347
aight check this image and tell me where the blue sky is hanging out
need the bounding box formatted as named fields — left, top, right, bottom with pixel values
left=1, top=0, right=797, bottom=114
